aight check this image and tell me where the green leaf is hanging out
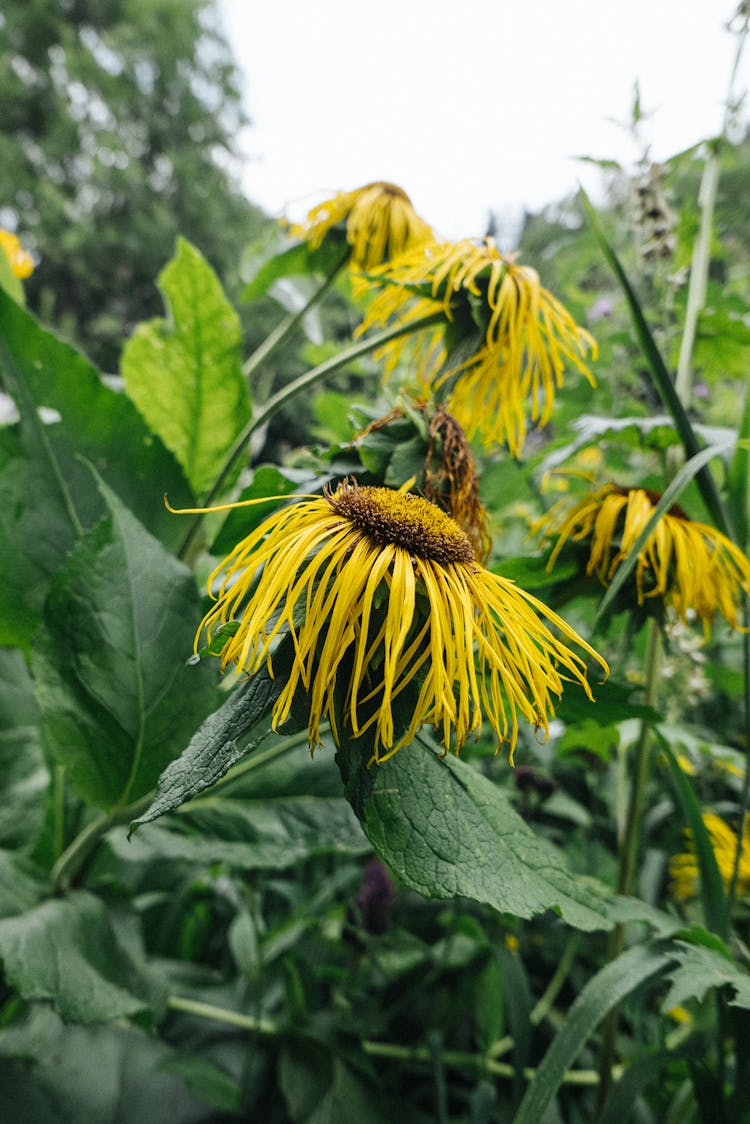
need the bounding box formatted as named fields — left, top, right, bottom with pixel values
left=0, top=289, right=193, bottom=646
left=0, top=891, right=164, bottom=1022
left=337, top=738, right=615, bottom=931
left=514, top=943, right=672, bottom=1123
left=280, top=1040, right=385, bottom=1124
left=580, top=188, right=733, bottom=538
left=662, top=941, right=750, bottom=1011
left=241, top=234, right=348, bottom=302
left=210, top=465, right=326, bottom=556
left=0, top=648, right=48, bottom=848
left=596, top=439, right=735, bottom=623
left=660, top=737, right=729, bottom=939
left=115, top=796, right=367, bottom=871
left=130, top=645, right=305, bottom=830
left=0, top=850, right=48, bottom=918
left=0, top=1005, right=214, bottom=1121
left=30, top=474, right=219, bottom=810
left=121, top=238, right=251, bottom=497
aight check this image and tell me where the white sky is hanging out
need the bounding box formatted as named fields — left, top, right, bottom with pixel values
left=218, top=1, right=747, bottom=244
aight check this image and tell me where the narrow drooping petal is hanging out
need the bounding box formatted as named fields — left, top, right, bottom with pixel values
left=670, top=813, right=750, bottom=900
left=538, top=483, right=750, bottom=631
left=358, top=238, right=597, bottom=456
left=193, top=481, right=608, bottom=762
left=287, top=182, right=433, bottom=271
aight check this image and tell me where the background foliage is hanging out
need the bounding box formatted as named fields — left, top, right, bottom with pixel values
left=2, top=4, right=750, bottom=1122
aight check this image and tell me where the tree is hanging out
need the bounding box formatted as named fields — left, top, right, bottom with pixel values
left=0, top=0, right=267, bottom=369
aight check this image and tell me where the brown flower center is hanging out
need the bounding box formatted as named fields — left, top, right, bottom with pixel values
left=327, top=481, right=475, bottom=564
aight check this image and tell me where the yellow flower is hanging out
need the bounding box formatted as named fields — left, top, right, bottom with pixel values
left=0, top=229, right=34, bottom=279
left=359, top=237, right=597, bottom=457
left=670, top=812, right=750, bottom=900
left=192, top=480, right=607, bottom=764
left=287, top=182, right=433, bottom=271
left=538, top=483, right=750, bottom=630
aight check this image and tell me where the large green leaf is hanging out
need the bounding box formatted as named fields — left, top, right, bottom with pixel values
left=0, top=288, right=192, bottom=647
left=0, top=890, right=164, bottom=1023
left=30, top=475, right=219, bottom=810
left=337, top=737, right=616, bottom=932
left=113, top=796, right=368, bottom=871
left=279, top=1040, right=385, bottom=1124
left=131, top=668, right=289, bottom=829
left=662, top=940, right=750, bottom=1012
left=0, top=1008, right=218, bottom=1123
left=0, top=648, right=48, bottom=848
left=121, top=238, right=251, bottom=497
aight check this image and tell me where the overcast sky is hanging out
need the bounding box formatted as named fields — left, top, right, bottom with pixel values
left=218, top=1, right=746, bottom=244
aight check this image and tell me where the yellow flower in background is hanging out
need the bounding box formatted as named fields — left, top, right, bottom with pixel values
left=190, top=480, right=607, bottom=764
left=670, top=812, right=750, bottom=900
left=288, top=182, right=433, bottom=271
left=538, top=483, right=750, bottom=630
left=0, top=229, right=34, bottom=279
left=359, top=237, right=597, bottom=457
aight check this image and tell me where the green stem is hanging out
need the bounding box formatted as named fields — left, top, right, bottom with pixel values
left=240, top=252, right=348, bottom=382
left=616, top=620, right=661, bottom=901
left=50, top=792, right=154, bottom=893
left=164, top=994, right=608, bottom=1086
left=52, top=764, right=66, bottom=861
left=166, top=996, right=280, bottom=1035
left=177, top=310, right=445, bottom=560
left=596, top=618, right=661, bottom=1116
left=530, top=935, right=580, bottom=1027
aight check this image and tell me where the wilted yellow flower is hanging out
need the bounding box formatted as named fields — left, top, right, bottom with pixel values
left=538, top=483, right=750, bottom=630
left=0, top=229, right=34, bottom=279
left=670, top=812, right=750, bottom=900
left=359, top=237, right=597, bottom=457
left=189, top=480, right=607, bottom=764
left=288, top=182, right=433, bottom=271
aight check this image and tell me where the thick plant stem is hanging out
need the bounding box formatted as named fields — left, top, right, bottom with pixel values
left=177, top=310, right=445, bottom=560
left=596, top=618, right=661, bottom=1116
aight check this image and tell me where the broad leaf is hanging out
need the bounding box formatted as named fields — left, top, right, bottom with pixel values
left=0, top=1006, right=211, bottom=1121
left=130, top=663, right=295, bottom=829
left=0, top=288, right=192, bottom=647
left=337, top=737, right=616, bottom=932
left=241, top=231, right=348, bottom=302
left=0, top=850, right=48, bottom=918
left=121, top=238, right=250, bottom=497
left=0, top=648, right=48, bottom=848
left=0, top=891, right=163, bottom=1022
left=662, top=940, right=750, bottom=1011
left=30, top=475, right=219, bottom=810
left=280, top=1040, right=384, bottom=1124
left=114, top=796, right=367, bottom=871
